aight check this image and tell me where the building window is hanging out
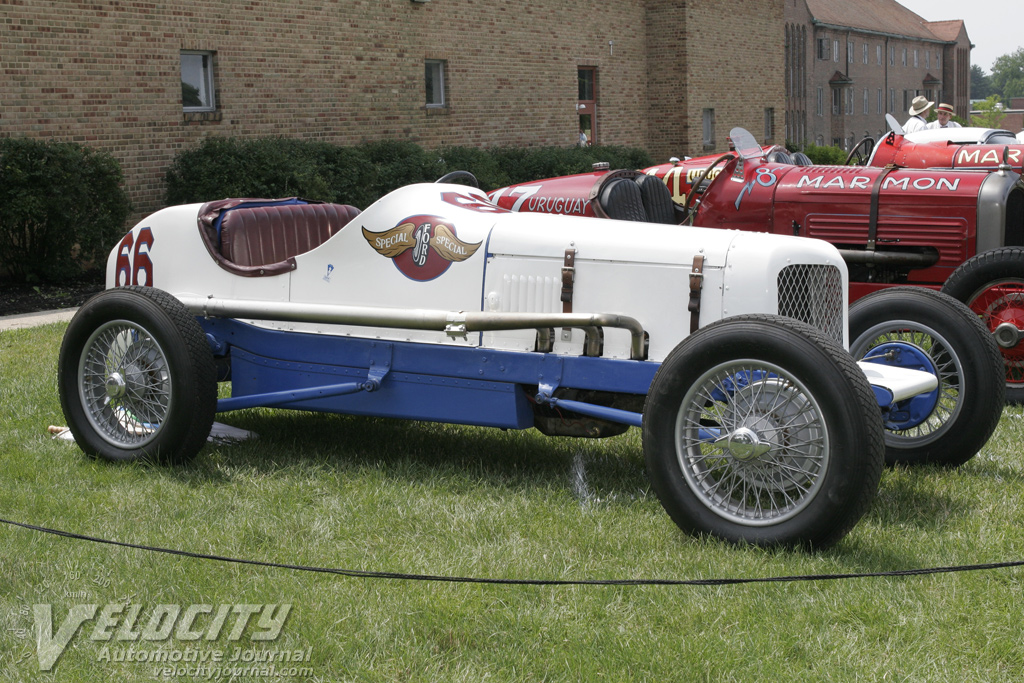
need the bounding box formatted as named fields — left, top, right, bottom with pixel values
left=833, top=39, right=839, bottom=62
left=848, top=41, right=854, bottom=63
left=863, top=88, right=869, bottom=115
left=889, top=46, right=895, bottom=65
left=926, top=51, right=931, bottom=69
left=847, top=87, right=855, bottom=115
left=832, top=88, right=840, bottom=116
left=577, top=67, right=597, bottom=145
left=914, top=49, right=919, bottom=68
left=817, top=37, right=829, bottom=60
left=902, top=48, right=907, bottom=67
left=877, top=88, right=883, bottom=114
left=425, top=59, right=446, bottom=107
left=702, top=108, right=715, bottom=148
left=181, top=51, right=215, bottom=111
left=817, top=87, right=823, bottom=116
left=764, top=107, right=775, bottom=141
left=876, top=45, right=882, bottom=65
left=863, top=43, right=868, bottom=64
left=889, top=88, right=896, bottom=112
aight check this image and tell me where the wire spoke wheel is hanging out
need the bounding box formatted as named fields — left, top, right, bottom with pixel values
left=965, top=279, right=1024, bottom=392
left=675, top=362, right=828, bottom=526
left=850, top=322, right=961, bottom=447
left=79, top=320, right=172, bottom=448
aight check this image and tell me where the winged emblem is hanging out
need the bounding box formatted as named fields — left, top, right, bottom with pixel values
left=362, top=220, right=481, bottom=263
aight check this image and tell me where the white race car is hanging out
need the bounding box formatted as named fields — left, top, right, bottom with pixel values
left=58, top=180, right=994, bottom=548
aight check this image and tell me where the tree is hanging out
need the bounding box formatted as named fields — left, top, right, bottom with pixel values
left=971, top=64, right=993, bottom=100
left=990, top=48, right=1024, bottom=101
left=970, top=95, right=1006, bottom=129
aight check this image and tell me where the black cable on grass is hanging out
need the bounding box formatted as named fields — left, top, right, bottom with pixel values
left=3, top=516, right=1023, bottom=586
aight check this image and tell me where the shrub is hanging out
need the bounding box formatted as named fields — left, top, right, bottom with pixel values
left=0, top=138, right=132, bottom=282
left=165, top=137, right=342, bottom=206
left=801, top=143, right=849, bottom=165
left=435, top=145, right=509, bottom=192
left=165, top=137, right=655, bottom=210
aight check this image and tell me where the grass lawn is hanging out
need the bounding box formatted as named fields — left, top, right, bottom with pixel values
left=2, top=321, right=1024, bottom=682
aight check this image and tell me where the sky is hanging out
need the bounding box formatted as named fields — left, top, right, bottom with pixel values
left=896, top=0, right=1022, bottom=73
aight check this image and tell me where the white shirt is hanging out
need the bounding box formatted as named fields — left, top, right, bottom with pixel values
left=903, top=115, right=928, bottom=133
left=926, top=120, right=961, bottom=129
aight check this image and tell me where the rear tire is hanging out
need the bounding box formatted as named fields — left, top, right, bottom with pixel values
left=58, top=286, right=217, bottom=465
left=643, top=315, right=884, bottom=550
left=941, top=247, right=1024, bottom=405
left=849, top=287, right=1004, bottom=467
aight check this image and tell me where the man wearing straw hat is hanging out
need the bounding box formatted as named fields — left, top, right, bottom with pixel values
left=903, top=95, right=934, bottom=133
left=927, top=103, right=961, bottom=129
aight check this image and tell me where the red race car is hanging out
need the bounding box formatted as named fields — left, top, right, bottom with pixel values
left=859, top=114, right=1024, bottom=173
left=489, top=127, right=1024, bottom=403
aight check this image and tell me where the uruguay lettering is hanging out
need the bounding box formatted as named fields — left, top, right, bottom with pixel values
left=524, top=195, right=589, bottom=215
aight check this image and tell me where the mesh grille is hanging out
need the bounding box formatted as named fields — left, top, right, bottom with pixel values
left=777, top=264, right=844, bottom=345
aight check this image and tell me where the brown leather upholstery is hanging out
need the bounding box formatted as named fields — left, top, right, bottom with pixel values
left=220, top=202, right=360, bottom=268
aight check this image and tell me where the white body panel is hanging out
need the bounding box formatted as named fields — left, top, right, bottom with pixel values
left=107, top=183, right=849, bottom=362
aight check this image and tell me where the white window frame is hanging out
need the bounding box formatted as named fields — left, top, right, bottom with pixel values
left=181, top=50, right=216, bottom=112
left=425, top=59, right=446, bottom=108
left=764, top=107, right=775, bottom=141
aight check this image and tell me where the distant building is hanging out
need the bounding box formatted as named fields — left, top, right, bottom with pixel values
left=1, top=0, right=784, bottom=218
left=784, top=0, right=971, bottom=149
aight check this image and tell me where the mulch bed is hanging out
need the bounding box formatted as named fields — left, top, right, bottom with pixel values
left=0, top=272, right=105, bottom=317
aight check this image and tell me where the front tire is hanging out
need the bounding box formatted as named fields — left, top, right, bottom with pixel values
left=941, top=247, right=1024, bottom=405
left=58, top=286, right=217, bottom=464
left=849, top=287, right=1004, bottom=467
left=643, top=315, right=884, bottom=550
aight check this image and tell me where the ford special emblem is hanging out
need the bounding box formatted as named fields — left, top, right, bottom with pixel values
left=362, top=215, right=482, bottom=281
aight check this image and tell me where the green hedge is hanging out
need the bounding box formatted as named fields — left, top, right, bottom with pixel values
left=800, top=143, right=850, bottom=165
left=0, top=138, right=132, bottom=282
left=165, top=138, right=655, bottom=209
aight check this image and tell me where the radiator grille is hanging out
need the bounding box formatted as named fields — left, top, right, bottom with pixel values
left=777, top=264, right=844, bottom=345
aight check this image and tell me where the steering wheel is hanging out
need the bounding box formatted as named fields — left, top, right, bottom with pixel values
left=683, top=154, right=736, bottom=222
left=435, top=170, right=479, bottom=188
left=844, top=137, right=876, bottom=166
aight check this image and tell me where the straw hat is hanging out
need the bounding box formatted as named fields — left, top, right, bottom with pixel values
left=936, top=103, right=954, bottom=114
left=909, top=96, right=934, bottom=116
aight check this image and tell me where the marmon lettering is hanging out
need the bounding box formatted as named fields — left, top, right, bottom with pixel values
left=956, top=148, right=1022, bottom=166
left=795, top=174, right=960, bottom=192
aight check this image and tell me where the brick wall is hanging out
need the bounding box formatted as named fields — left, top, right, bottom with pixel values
left=2, top=0, right=781, bottom=219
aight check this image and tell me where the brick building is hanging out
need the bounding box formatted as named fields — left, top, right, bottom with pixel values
left=1, top=0, right=784, bottom=219
left=784, top=0, right=971, bottom=150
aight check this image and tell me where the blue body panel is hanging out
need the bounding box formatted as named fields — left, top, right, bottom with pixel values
left=200, top=318, right=659, bottom=429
